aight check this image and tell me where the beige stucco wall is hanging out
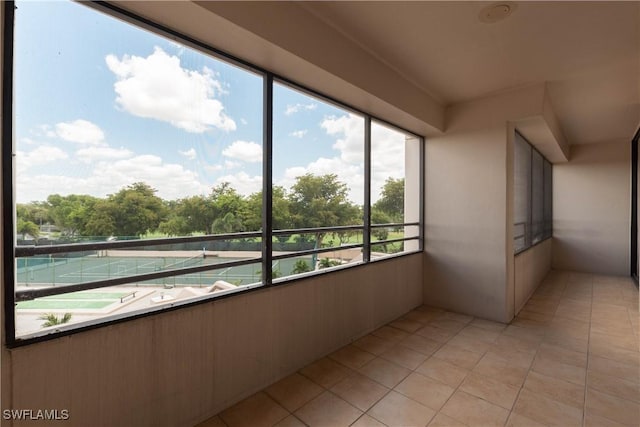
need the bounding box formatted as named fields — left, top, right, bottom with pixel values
left=514, top=240, right=552, bottom=314
left=424, top=83, right=569, bottom=322
left=1, top=255, right=422, bottom=427
left=553, top=141, right=630, bottom=275
left=424, top=126, right=509, bottom=322
left=424, top=84, right=560, bottom=323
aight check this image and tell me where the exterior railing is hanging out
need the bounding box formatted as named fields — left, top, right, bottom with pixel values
left=15, top=223, right=421, bottom=302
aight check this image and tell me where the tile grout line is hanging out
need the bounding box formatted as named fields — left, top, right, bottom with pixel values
left=366, top=315, right=455, bottom=426
left=504, top=278, right=557, bottom=427
left=582, top=274, right=593, bottom=427
left=416, top=315, right=506, bottom=427
left=349, top=317, right=440, bottom=426
left=364, top=313, right=476, bottom=426
left=325, top=316, right=440, bottom=427
left=415, top=314, right=487, bottom=426
left=209, top=274, right=639, bottom=427
left=505, top=271, right=570, bottom=426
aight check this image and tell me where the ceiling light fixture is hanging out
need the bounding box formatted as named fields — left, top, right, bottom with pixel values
left=479, top=2, right=516, bottom=23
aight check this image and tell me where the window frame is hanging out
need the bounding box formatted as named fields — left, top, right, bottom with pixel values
left=2, top=0, right=425, bottom=346
left=513, top=131, right=553, bottom=255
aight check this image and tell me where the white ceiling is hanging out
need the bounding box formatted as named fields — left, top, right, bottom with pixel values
left=299, top=1, right=640, bottom=145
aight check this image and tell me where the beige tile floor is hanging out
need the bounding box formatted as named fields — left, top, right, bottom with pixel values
left=197, top=271, right=639, bottom=427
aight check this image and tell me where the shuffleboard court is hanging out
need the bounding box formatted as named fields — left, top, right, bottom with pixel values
left=17, top=300, right=115, bottom=310
left=16, top=290, right=130, bottom=310
left=37, top=292, right=130, bottom=300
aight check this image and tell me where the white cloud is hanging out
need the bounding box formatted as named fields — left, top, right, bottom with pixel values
left=107, top=155, right=208, bottom=200
left=168, top=41, right=186, bottom=57
left=289, top=129, right=308, bottom=138
left=179, top=148, right=197, bottom=160
left=285, top=103, right=317, bottom=116
left=17, top=154, right=210, bottom=203
left=20, top=137, right=38, bottom=146
left=275, top=114, right=409, bottom=205
left=105, top=47, right=236, bottom=133
left=279, top=156, right=364, bottom=204
left=321, top=114, right=407, bottom=200
left=224, top=160, right=241, bottom=169
left=32, top=124, right=56, bottom=138
left=16, top=145, right=68, bottom=174
left=369, top=123, right=406, bottom=198
left=55, top=119, right=105, bottom=144
left=76, top=146, right=133, bottom=163
left=215, top=172, right=262, bottom=196
left=321, top=114, right=365, bottom=165
left=204, top=160, right=240, bottom=173
left=222, top=140, right=262, bottom=163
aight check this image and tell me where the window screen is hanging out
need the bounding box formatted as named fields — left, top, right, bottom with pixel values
left=531, top=150, right=544, bottom=243
left=543, top=159, right=553, bottom=239
left=514, top=131, right=552, bottom=253
left=513, top=133, right=532, bottom=252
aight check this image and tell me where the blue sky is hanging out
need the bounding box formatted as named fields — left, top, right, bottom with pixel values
left=14, top=0, right=407, bottom=205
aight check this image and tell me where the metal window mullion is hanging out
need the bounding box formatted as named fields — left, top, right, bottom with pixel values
left=527, top=145, right=533, bottom=248
left=549, top=162, right=552, bottom=238
left=3, top=0, right=16, bottom=345
left=631, top=130, right=639, bottom=278
left=419, top=137, right=425, bottom=251
left=16, top=230, right=263, bottom=257
left=363, top=116, right=371, bottom=263
left=262, top=73, right=273, bottom=286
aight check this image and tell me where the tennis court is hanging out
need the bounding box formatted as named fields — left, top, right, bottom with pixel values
left=17, top=252, right=302, bottom=288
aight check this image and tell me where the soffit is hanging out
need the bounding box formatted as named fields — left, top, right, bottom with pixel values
left=301, top=1, right=640, bottom=145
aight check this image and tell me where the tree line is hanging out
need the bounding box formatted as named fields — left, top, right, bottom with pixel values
left=17, top=174, right=405, bottom=246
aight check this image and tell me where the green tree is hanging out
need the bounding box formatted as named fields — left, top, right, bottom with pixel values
left=39, top=313, right=72, bottom=328
left=256, top=269, right=282, bottom=279
left=288, top=174, right=360, bottom=248
left=84, top=200, right=116, bottom=237
left=108, top=182, right=166, bottom=237
left=47, top=194, right=99, bottom=236
left=245, top=186, right=292, bottom=233
left=158, top=200, right=194, bottom=236
left=271, top=186, right=292, bottom=231
left=212, top=212, right=243, bottom=234
left=17, top=201, right=52, bottom=228
left=16, top=218, right=40, bottom=240
left=373, top=178, right=405, bottom=223
left=318, top=258, right=341, bottom=269
left=176, top=195, right=216, bottom=235
left=209, top=183, right=249, bottom=234
left=292, top=259, right=313, bottom=274
left=371, top=208, right=391, bottom=242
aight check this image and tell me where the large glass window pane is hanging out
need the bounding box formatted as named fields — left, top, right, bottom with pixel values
left=513, top=133, right=532, bottom=252
left=13, top=0, right=263, bottom=337
left=531, top=150, right=544, bottom=244
left=272, top=82, right=365, bottom=278
left=514, top=132, right=553, bottom=252
left=543, top=159, right=553, bottom=239
left=370, top=121, right=420, bottom=259
left=8, top=0, right=425, bottom=343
